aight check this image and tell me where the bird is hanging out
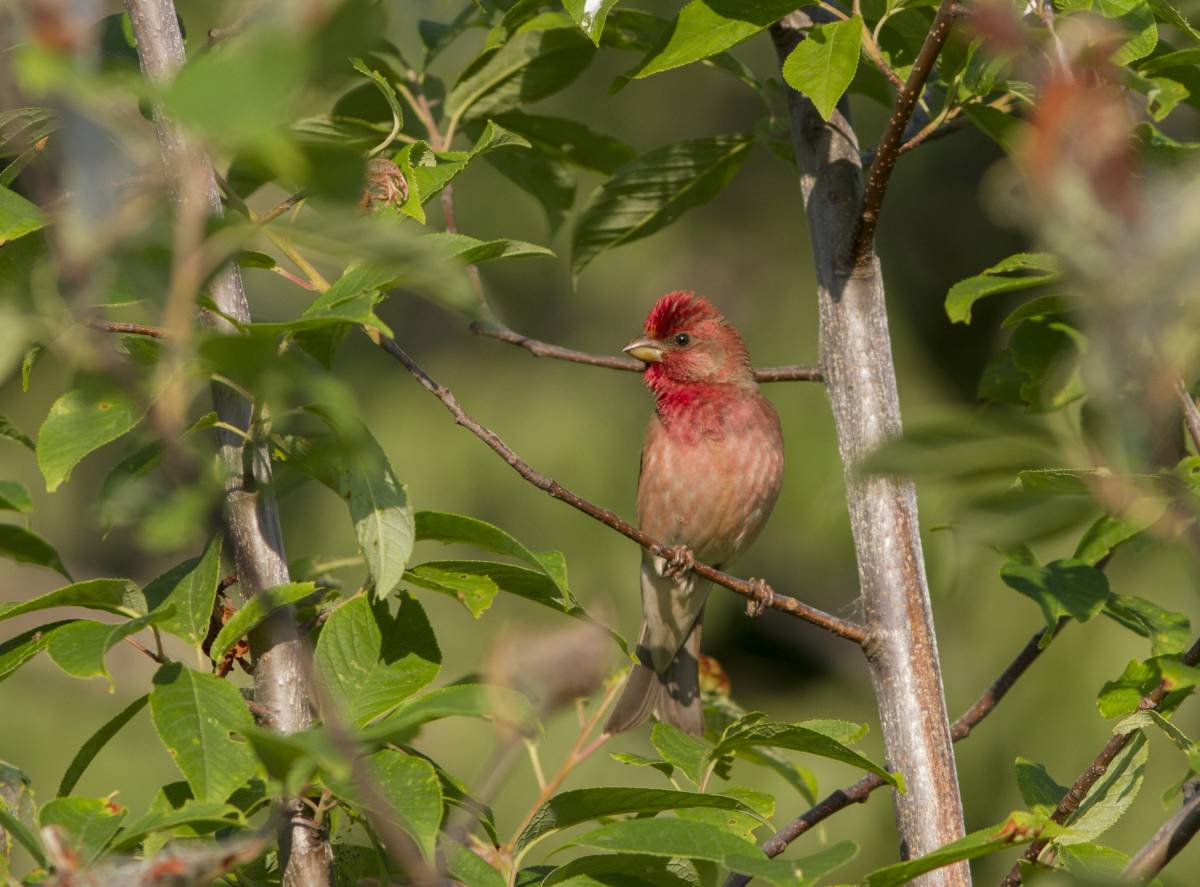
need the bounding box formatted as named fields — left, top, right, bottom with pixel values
left=605, top=291, right=785, bottom=735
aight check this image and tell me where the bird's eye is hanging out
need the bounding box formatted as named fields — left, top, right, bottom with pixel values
left=674, top=333, right=690, bottom=346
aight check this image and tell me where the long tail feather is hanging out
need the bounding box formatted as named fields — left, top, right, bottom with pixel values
left=605, top=617, right=703, bottom=735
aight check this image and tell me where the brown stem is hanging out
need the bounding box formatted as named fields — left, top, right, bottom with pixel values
left=851, top=0, right=961, bottom=267
left=1176, top=379, right=1200, bottom=455
left=1000, top=636, right=1200, bottom=886
left=470, top=321, right=824, bottom=383
left=372, top=331, right=866, bottom=645
left=122, top=2, right=329, bottom=884
left=1121, top=781, right=1200, bottom=883
left=86, top=318, right=166, bottom=338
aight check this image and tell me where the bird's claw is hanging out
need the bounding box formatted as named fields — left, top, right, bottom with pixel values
left=662, top=545, right=695, bottom=580
left=745, top=578, right=774, bottom=618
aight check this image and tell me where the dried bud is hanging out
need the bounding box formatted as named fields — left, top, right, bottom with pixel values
left=359, top=158, right=408, bottom=210
left=699, top=655, right=731, bottom=698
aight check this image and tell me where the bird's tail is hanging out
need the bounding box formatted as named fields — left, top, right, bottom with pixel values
left=605, top=617, right=703, bottom=735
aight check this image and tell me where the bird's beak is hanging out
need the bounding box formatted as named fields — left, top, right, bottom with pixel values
left=623, top=336, right=663, bottom=364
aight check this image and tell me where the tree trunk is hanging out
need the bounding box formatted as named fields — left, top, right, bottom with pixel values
left=771, top=12, right=969, bottom=883
left=122, top=2, right=331, bottom=884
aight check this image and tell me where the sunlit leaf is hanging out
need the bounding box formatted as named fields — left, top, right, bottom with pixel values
left=58, top=695, right=149, bottom=796
left=36, top=375, right=147, bottom=492
left=945, top=253, right=1062, bottom=325
left=210, top=582, right=320, bottom=660
left=781, top=16, right=863, bottom=121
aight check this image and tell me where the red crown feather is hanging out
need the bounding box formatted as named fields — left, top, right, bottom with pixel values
left=644, top=291, right=722, bottom=338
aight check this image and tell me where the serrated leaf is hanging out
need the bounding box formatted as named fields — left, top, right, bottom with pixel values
left=47, top=608, right=172, bottom=689
left=1098, top=659, right=1160, bottom=718
left=58, top=694, right=149, bottom=796
left=415, top=560, right=577, bottom=615
left=0, top=480, right=32, bottom=513
left=345, top=750, right=443, bottom=860
left=1000, top=558, right=1110, bottom=638
left=651, top=721, right=712, bottom=784
left=0, top=578, right=144, bottom=621
left=445, top=839, right=508, bottom=887
left=541, top=854, right=703, bottom=887
left=1147, top=0, right=1200, bottom=39
left=1060, top=0, right=1158, bottom=64
left=143, top=535, right=223, bottom=646
left=945, top=253, right=1062, bottom=325
left=421, top=232, right=555, bottom=263
left=570, top=816, right=764, bottom=863
left=726, top=841, right=858, bottom=887
left=111, top=798, right=245, bottom=851
left=404, top=563, right=499, bottom=618
left=0, top=185, right=47, bottom=245
left=627, top=0, right=802, bottom=79
left=36, top=376, right=147, bottom=492
left=1060, top=729, right=1148, bottom=843
left=363, top=683, right=540, bottom=742
left=210, top=582, right=319, bottom=660
left=148, top=662, right=258, bottom=803
left=514, top=787, right=762, bottom=859
left=1015, top=757, right=1068, bottom=808
left=1104, top=594, right=1190, bottom=656
left=0, top=524, right=70, bottom=578
left=571, top=135, right=753, bottom=277
left=314, top=593, right=440, bottom=726
left=0, top=619, right=74, bottom=681
left=708, top=719, right=899, bottom=787
left=781, top=16, right=863, bottom=121
left=1073, top=510, right=1159, bottom=566
left=38, top=796, right=126, bottom=865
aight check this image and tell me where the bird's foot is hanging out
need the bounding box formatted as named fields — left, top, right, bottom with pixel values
left=745, top=578, right=775, bottom=617
left=662, top=544, right=695, bottom=580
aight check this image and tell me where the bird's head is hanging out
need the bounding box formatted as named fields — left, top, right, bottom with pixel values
left=623, top=291, right=753, bottom=389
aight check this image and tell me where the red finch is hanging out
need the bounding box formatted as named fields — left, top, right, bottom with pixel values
left=606, top=292, right=785, bottom=735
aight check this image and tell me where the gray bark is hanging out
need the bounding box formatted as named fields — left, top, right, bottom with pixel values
left=771, top=12, right=969, bottom=883
left=121, top=2, right=331, bottom=884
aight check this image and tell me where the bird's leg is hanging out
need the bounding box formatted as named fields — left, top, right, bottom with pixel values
left=744, top=578, right=775, bottom=617
left=661, top=544, right=695, bottom=580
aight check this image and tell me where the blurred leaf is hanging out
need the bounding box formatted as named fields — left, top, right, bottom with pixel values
left=1060, top=729, right=1148, bottom=843
left=447, top=20, right=595, bottom=122
left=542, top=854, right=703, bottom=887
left=0, top=481, right=32, bottom=514
left=1015, top=757, right=1067, bottom=807
left=148, top=662, right=258, bottom=803
left=708, top=719, right=898, bottom=787
left=445, top=840, right=507, bottom=887
left=0, top=788, right=44, bottom=868
left=861, top=811, right=1060, bottom=885
left=627, top=0, right=801, bottom=79
left=728, top=842, right=857, bottom=887
left=422, top=232, right=555, bottom=263
left=781, top=17, right=862, bottom=122
left=945, top=252, right=1062, bottom=325
left=58, top=694, right=149, bottom=796
left=1104, top=595, right=1190, bottom=656
left=36, top=375, right=147, bottom=492
left=0, top=107, right=58, bottom=158
left=240, top=725, right=347, bottom=794
left=0, top=185, right=47, bottom=245
left=211, top=582, right=320, bottom=660
left=514, top=787, right=762, bottom=858
left=39, top=796, right=125, bottom=865
left=1000, top=559, right=1109, bottom=638
left=570, top=816, right=763, bottom=862
left=47, top=608, right=172, bottom=689
left=1139, top=47, right=1200, bottom=74
left=493, top=110, right=636, bottom=173
left=563, top=0, right=622, bottom=44
left=651, top=722, right=712, bottom=784
left=0, top=524, right=69, bottom=578
left=143, top=535, right=223, bottom=647
left=404, top=563, right=499, bottom=617
left=0, top=415, right=34, bottom=450
left=0, top=620, right=73, bottom=681
left=1147, top=0, right=1200, bottom=38
left=0, top=578, right=144, bottom=621
left=363, top=683, right=540, bottom=742
left=571, top=135, right=754, bottom=277
left=1059, top=0, right=1157, bottom=64
left=112, top=799, right=245, bottom=852
left=350, top=750, right=443, bottom=860
left=419, top=5, right=485, bottom=67
left=314, top=593, right=441, bottom=726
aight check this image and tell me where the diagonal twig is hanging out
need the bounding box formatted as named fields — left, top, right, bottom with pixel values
left=372, top=331, right=866, bottom=645
left=471, top=321, right=824, bottom=383
left=1120, top=780, right=1200, bottom=884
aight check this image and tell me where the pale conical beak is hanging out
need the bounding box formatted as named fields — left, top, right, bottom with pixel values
left=623, top=336, right=663, bottom=364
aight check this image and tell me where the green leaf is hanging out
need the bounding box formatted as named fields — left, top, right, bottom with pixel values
left=0, top=524, right=70, bottom=578
left=945, top=253, right=1063, bottom=325
left=36, top=375, right=147, bottom=491
left=0, top=480, right=32, bottom=513
left=0, top=760, right=41, bottom=866
left=541, top=854, right=703, bottom=887
left=1073, top=512, right=1156, bottom=566
left=148, top=662, right=258, bottom=803
left=210, top=582, right=319, bottom=660
left=0, top=794, right=45, bottom=868
left=0, top=185, right=47, bottom=245
left=708, top=719, right=899, bottom=787
left=143, top=535, right=223, bottom=646
left=363, top=683, right=540, bottom=741
left=781, top=17, right=863, bottom=121
left=481, top=140, right=576, bottom=232
left=1000, top=558, right=1110, bottom=638
left=0, top=415, right=34, bottom=450
left=445, top=839, right=508, bottom=887
left=491, top=110, right=636, bottom=173
left=421, top=232, right=555, bottom=264
left=514, top=787, right=763, bottom=859
left=861, top=811, right=1060, bottom=886
left=1147, top=0, right=1200, bottom=39
left=1061, top=729, right=1148, bottom=843
left=1104, top=594, right=1191, bottom=656
left=404, top=563, right=499, bottom=618
left=314, top=593, right=441, bottom=726
left=111, top=798, right=245, bottom=851
left=570, top=816, right=763, bottom=863
left=725, top=842, right=858, bottom=887
left=628, top=0, right=802, bottom=79
left=348, top=750, right=443, bottom=860
left=350, top=58, right=403, bottom=155
left=563, top=0, right=622, bottom=45
left=0, top=620, right=74, bottom=681
left=0, top=578, right=144, bottom=621
left=38, top=796, right=126, bottom=864
left=571, top=135, right=753, bottom=277
left=1098, top=659, right=1160, bottom=718
left=414, top=560, right=578, bottom=615
left=47, top=609, right=172, bottom=688
left=1059, top=0, right=1158, bottom=64
left=58, top=694, right=149, bottom=796
left=447, top=22, right=595, bottom=122
left=1015, top=757, right=1068, bottom=808
left=240, top=725, right=348, bottom=793
left=651, top=721, right=712, bottom=784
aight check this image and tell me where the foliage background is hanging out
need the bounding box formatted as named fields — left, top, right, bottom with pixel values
left=2, top=0, right=1199, bottom=882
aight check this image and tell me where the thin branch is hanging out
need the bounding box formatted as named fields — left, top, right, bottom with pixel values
left=470, top=321, right=825, bottom=383
left=725, top=621, right=1062, bottom=886
left=1000, top=635, right=1200, bottom=886
left=851, top=0, right=961, bottom=266
left=257, top=190, right=307, bottom=226
left=372, top=331, right=867, bottom=645
left=86, top=318, right=167, bottom=338
left=1176, top=379, right=1200, bottom=455
left=1121, top=781, right=1200, bottom=883
left=124, top=635, right=168, bottom=664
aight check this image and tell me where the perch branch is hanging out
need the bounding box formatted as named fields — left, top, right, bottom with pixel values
left=372, top=332, right=866, bottom=645
left=470, top=321, right=824, bottom=383
left=1121, top=781, right=1200, bottom=883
